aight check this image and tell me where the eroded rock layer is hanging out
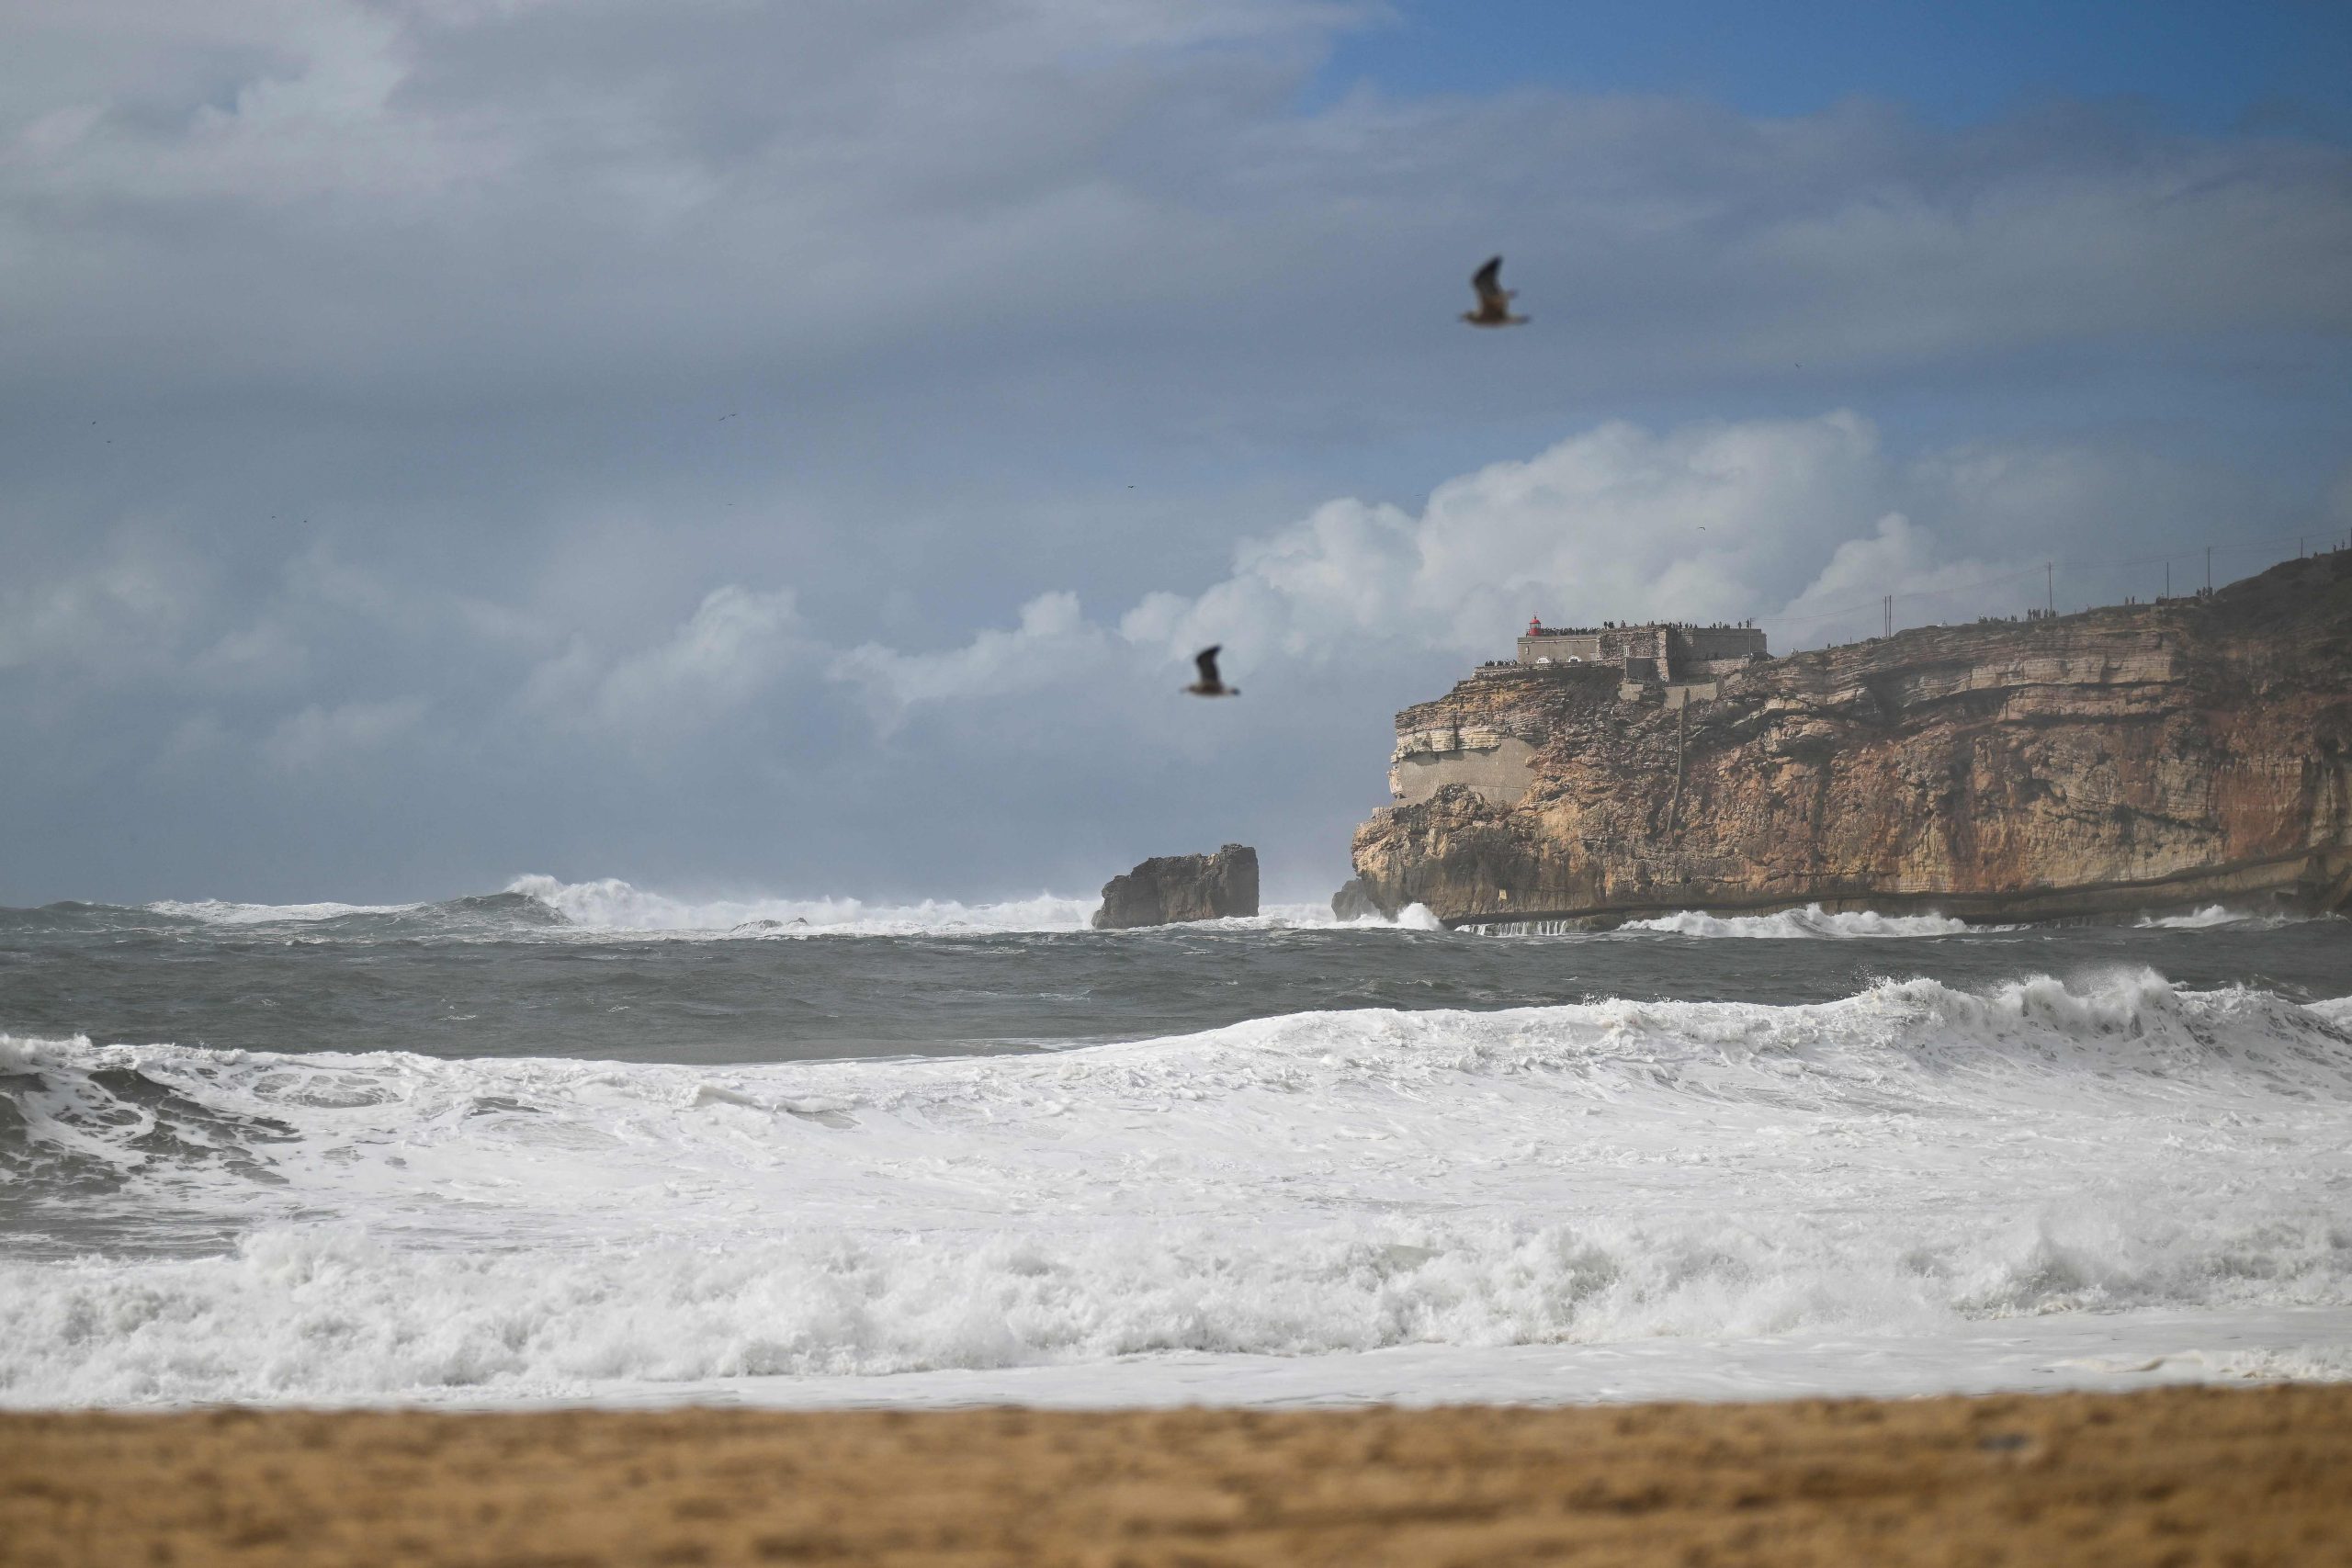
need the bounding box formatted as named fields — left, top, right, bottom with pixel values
left=1350, top=553, right=2352, bottom=926
left=1092, top=844, right=1261, bottom=930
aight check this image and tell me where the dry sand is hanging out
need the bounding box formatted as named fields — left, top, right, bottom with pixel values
left=4, top=1385, right=2348, bottom=1566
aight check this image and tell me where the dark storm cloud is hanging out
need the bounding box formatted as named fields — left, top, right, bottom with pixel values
left=2, top=0, right=2347, bottom=904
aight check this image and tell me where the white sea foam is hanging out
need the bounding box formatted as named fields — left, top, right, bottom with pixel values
left=114, top=886, right=2331, bottom=942
left=6, top=970, right=2352, bottom=1406
left=503, top=874, right=1434, bottom=937
left=1620, top=905, right=1981, bottom=939
left=2133, top=905, right=2314, bottom=931
left=9, top=1203, right=2345, bottom=1407
left=147, top=898, right=420, bottom=925
left=505, top=874, right=1099, bottom=935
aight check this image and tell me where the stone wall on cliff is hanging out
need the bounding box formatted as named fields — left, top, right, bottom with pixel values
left=1349, top=552, right=2352, bottom=926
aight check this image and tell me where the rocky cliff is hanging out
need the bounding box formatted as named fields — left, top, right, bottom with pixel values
left=1349, top=552, right=2352, bottom=926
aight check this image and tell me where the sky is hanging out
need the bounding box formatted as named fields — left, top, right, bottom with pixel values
left=4, top=0, right=2349, bottom=908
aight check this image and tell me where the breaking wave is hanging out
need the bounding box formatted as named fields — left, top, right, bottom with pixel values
left=1619, top=905, right=1984, bottom=939
left=6, top=969, right=2352, bottom=1404
left=2135, top=905, right=2320, bottom=931
left=12, top=881, right=2334, bottom=947
left=8, top=1203, right=2346, bottom=1406
left=148, top=898, right=418, bottom=925
left=503, top=875, right=1432, bottom=937
left=505, top=874, right=1100, bottom=936
left=8, top=880, right=1409, bottom=943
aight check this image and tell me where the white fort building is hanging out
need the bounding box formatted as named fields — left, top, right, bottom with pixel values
left=1389, top=616, right=1770, bottom=808
left=1514, top=616, right=1768, bottom=682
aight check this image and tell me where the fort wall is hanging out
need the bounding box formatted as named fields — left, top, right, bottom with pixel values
left=1515, top=622, right=1766, bottom=684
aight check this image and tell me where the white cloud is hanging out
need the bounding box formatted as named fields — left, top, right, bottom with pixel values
left=188, top=619, right=311, bottom=691
left=4, top=0, right=2346, bottom=900
left=520, top=584, right=813, bottom=740
left=1121, top=412, right=1892, bottom=664
left=831, top=590, right=1112, bottom=731
left=263, top=695, right=429, bottom=772
left=0, top=1, right=493, bottom=202
left=1, top=403, right=2328, bottom=902
left=857, top=410, right=2305, bottom=722
left=1773, top=513, right=2022, bottom=648
left=0, top=535, right=202, bottom=679
left=6, top=0, right=2347, bottom=408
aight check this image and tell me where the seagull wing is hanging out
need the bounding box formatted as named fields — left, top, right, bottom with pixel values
left=1194, top=646, right=1222, bottom=686
left=1471, top=255, right=1509, bottom=310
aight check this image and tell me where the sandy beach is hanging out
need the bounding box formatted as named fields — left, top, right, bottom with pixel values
left=4, top=1384, right=2346, bottom=1566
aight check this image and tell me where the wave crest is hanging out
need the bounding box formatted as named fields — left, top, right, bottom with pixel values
left=1621, top=904, right=1982, bottom=939
left=502, top=874, right=1436, bottom=937
left=506, top=874, right=1099, bottom=934
left=2134, top=905, right=2320, bottom=931
left=7, top=970, right=2348, bottom=1209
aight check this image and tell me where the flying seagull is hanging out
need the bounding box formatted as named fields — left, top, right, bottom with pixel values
left=1463, top=255, right=1528, bottom=327
left=1185, top=646, right=1239, bottom=697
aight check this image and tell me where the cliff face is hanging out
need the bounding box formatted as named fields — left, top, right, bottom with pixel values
left=1350, top=553, right=2352, bottom=926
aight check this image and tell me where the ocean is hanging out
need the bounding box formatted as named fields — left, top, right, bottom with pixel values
left=4, top=877, right=2349, bottom=1409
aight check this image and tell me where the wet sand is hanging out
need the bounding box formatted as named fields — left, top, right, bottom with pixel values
left=3, top=1384, right=2346, bottom=1565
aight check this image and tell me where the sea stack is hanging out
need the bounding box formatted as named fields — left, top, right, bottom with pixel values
left=1091, top=844, right=1260, bottom=930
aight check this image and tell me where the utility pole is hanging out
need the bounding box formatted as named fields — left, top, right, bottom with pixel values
left=2045, top=562, right=2054, bottom=615
left=2165, top=561, right=2170, bottom=599
left=2206, top=546, right=2212, bottom=593
left=1883, top=595, right=1893, bottom=638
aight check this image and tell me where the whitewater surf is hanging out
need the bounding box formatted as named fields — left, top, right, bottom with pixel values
left=3, top=878, right=2348, bottom=1407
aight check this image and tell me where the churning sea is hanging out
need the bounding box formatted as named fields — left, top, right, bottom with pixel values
left=4, top=876, right=2349, bottom=1410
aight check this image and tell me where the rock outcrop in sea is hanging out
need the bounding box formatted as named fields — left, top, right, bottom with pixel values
left=1348, top=553, right=2352, bottom=927
left=1329, top=877, right=1383, bottom=921
left=1092, top=844, right=1261, bottom=930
